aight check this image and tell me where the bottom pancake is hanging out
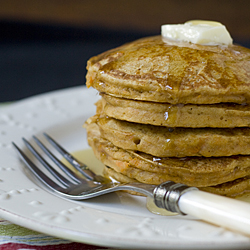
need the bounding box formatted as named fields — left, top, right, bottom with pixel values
left=96, top=139, right=250, bottom=197
left=103, top=165, right=250, bottom=197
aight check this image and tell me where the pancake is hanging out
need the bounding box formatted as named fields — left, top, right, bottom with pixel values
left=101, top=94, right=250, bottom=128
left=94, top=115, right=250, bottom=157
left=104, top=166, right=250, bottom=197
left=86, top=36, right=250, bottom=104
left=85, top=30, right=250, bottom=198
left=84, top=120, right=250, bottom=188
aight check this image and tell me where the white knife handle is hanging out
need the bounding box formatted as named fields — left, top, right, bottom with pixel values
left=178, top=189, right=250, bottom=236
left=153, top=181, right=250, bottom=237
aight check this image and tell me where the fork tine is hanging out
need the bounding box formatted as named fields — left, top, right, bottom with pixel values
left=12, top=142, right=65, bottom=191
left=43, top=133, right=97, bottom=181
left=22, top=138, right=70, bottom=188
left=32, top=136, right=82, bottom=184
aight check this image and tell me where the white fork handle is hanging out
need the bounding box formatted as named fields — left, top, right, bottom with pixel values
left=178, top=190, right=250, bottom=237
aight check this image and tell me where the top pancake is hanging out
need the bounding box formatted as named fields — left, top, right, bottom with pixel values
left=86, top=36, right=250, bottom=104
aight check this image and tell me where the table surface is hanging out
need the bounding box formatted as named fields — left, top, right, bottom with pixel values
left=0, top=218, right=110, bottom=249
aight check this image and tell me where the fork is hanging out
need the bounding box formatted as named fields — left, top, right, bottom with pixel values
left=13, top=133, right=250, bottom=237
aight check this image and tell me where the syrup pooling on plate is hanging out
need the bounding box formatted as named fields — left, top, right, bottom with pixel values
left=61, top=148, right=104, bottom=176
left=146, top=196, right=178, bottom=216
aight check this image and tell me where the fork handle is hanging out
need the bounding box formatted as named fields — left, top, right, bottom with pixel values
left=153, top=181, right=250, bottom=237
left=178, top=189, right=250, bottom=237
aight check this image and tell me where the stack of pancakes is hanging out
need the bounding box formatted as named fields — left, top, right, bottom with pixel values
left=84, top=36, right=250, bottom=197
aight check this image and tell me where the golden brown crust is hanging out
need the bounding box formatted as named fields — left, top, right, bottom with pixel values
left=86, top=36, right=250, bottom=104
left=84, top=118, right=250, bottom=188
left=104, top=166, right=250, bottom=198
left=96, top=115, right=250, bottom=157
left=101, top=94, right=250, bottom=128
left=85, top=35, right=250, bottom=197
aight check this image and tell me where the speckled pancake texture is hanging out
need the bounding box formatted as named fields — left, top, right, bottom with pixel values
left=84, top=35, right=250, bottom=197
left=101, top=94, right=250, bottom=128
left=96, top=115, right=250, bottom=157
left=86, top=36, right=250, bottom=104
left=84, top=120, right=250, bottom=197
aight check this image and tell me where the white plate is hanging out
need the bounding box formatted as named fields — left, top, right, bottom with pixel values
left=0, top=86, right=250, bottom=249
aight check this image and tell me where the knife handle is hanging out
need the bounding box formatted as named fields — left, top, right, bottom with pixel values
left=153, top=181, right=250, bottom=237
left=178, top=189, right=250, bottom=236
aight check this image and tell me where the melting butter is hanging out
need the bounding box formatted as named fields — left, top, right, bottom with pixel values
left=161, top=20, right=233, bottom=45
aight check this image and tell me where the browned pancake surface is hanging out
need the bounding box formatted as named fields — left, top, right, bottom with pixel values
left=104, top=166, right=250, bottom=197
left=86, top=36, right=250, bottom=104
left=95, top=115, right=250, bottom=157
left=101, top=94, right=250, bottom=128
left=84, top=119, right=250, bottom=189
left=84, top=35, right=250, bottom=197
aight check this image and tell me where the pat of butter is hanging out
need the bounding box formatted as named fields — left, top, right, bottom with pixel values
left=161, top=20, right=233, bottom=46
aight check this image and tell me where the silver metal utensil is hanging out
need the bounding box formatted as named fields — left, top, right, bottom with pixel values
left=13, top=133, right=250, bottom=237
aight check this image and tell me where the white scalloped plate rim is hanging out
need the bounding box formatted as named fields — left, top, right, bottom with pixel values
left=0, top=86, right=250, bottom=249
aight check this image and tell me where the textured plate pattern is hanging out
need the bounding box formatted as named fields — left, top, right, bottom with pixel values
left=0, top=86, right=250, bottom=249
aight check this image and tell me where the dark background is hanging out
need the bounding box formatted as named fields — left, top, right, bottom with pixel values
left=1, top=0, right=250, bottom=102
